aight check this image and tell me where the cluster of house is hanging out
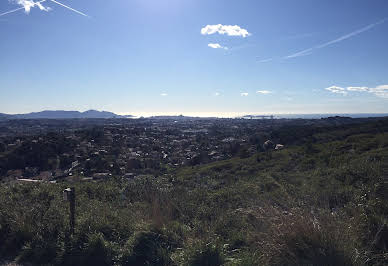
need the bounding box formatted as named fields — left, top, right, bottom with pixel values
left=0, top=119, right=285, bottom=182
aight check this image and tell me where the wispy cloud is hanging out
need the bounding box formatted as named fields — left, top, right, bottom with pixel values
left=325, top=85, right=388, bottom=98
left=214, top=92, right=221, bottom=96
left=241, top=92, right=249, bottom=97
left=347, top=86, right=369, bottom=92
left=372, top=85, right=388, bottom=98
left=257, top=58, right=273, bottom=63
left=325, top=86, right=348, bottom=95
left=208, top=43, right=228, bottom=50
left=283, top=32, right=315, bottom=40
left=160, top=93, right=168, bottom=97
left=256, top=90, right=272, bottom=94
left=227, top=43, right=257, bottom=52
left=201, top=24, right=251, bottom=38
left=285, top=18, right=387, bottom=59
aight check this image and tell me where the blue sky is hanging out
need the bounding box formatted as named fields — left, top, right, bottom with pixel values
left=1, top=0, right=388, bottom=117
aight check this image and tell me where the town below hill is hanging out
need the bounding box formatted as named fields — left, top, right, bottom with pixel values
left=0, top=116, right=384, bottom=182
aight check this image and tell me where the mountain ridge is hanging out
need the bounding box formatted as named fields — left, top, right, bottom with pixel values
left=0, top=110, right=132, bottom=120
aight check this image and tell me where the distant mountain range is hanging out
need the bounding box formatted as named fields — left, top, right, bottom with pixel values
left=0, top=110, right=134, bottom=120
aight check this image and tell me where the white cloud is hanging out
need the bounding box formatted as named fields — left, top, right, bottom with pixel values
left=256, top=90, right=272, bottom=94
left=35, top=1, right=50, bottom=11
left=214, top=92, right=221, bottom=96
left=13, top=0, right=51, bottom=14
left=325, top=85, right=388, bottom=99
left=241, top=92, right=249, bottom=96
left=208, top=43, right=228, bottom=50
left=376, top=85, right=388, bottom=90
left=369, top=85, right=388, bottom=98
left=325, top=86, right=347, bottom=94
left=160, top=93, right=168, bottom=97
left=1, top=0, right=89, bottom=17
left=347, top=86, right=369, bottom=92
left=14, top=0, right=35, bottom=13
left=201, top=24, right=251, bottom=38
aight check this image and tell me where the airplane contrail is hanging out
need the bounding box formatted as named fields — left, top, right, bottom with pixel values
left=257, top=58, right=274, bottom=63
left=315, top=18, right=387, bottom=49
left=0, top=6, right=25, bottom=17
left=50, top=0, right=89, bottom=17
left=285, top=18, right=387, bottom=59
left=285, top=47, right=314, bottom=59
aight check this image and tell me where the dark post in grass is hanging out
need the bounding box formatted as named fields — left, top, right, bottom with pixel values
left=63, top=187, right=76, bottom=235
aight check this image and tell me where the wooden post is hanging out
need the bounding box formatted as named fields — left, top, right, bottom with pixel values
left=64, top=187, right=76, bottom=235
left=69, top=187, right=75, bottom=235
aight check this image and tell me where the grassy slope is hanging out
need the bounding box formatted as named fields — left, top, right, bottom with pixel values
left=169, top=120, right=388, bottom=265
left=0, top=119, right=387, bottom=265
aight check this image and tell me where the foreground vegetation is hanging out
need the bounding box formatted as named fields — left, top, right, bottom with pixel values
left=1, top=118, right=388, bottom=265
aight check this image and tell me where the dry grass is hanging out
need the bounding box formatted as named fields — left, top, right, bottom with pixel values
left=241, top=206, right=356, bottom=266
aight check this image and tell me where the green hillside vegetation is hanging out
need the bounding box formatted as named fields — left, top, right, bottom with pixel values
left=1, top=119, right=387, bottom=265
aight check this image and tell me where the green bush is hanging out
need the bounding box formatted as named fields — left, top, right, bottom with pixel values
left=189, top=244, right=224, bottom=266
left=121, top=231, right=173, bottom=266
left=82, top=233, right=114, bottom=266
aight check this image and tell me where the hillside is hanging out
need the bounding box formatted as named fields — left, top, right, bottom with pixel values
left=0, top=119, right=387, bottom=265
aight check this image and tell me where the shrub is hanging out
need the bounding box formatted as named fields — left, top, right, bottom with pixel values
left=258, top=207, right=354, bottom=266
left=189, top=244, right=224, bottom=266
left=121, top=231, right=173, bottom=266
left=17, top=238, right=60, bottom=265
left=81, top=233, right=114, bottom=266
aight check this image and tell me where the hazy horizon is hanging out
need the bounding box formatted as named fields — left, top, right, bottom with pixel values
left=2, top=109, right=388, bottom=119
